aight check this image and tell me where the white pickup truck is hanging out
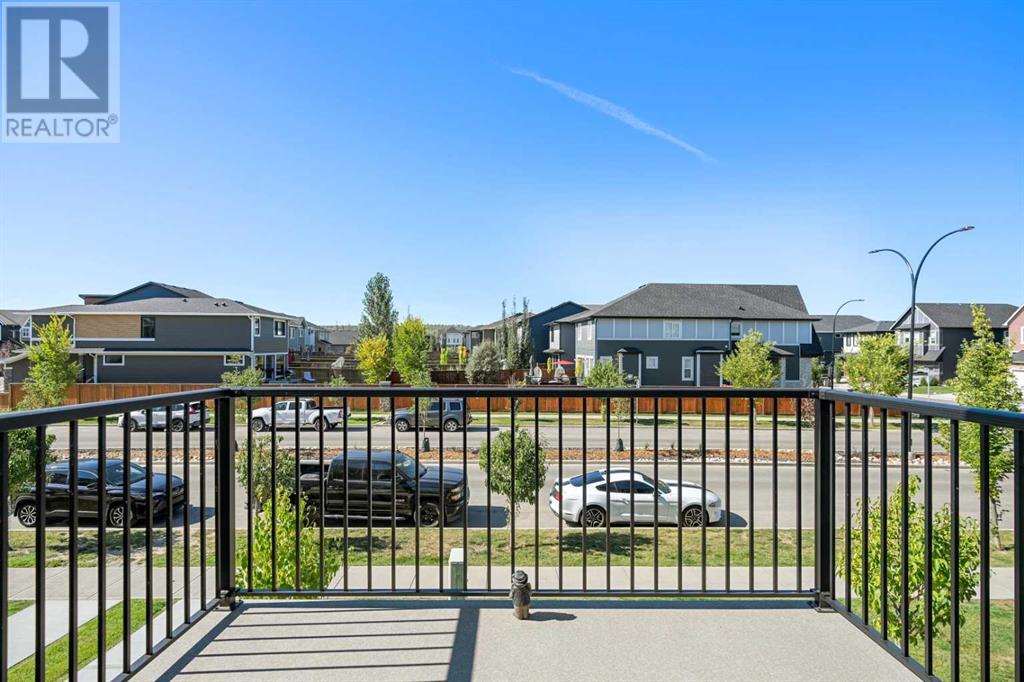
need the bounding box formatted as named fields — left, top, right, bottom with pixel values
left=249, top=399, right=348, bottom=432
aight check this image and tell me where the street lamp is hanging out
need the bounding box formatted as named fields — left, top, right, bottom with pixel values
left=869, top=225, right=975, bottom=398
left=829, top=298, right=864, bottom=388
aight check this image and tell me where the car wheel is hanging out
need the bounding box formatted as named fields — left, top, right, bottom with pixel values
left=313, top=417, right=327, bottom=432
left=681, top=505, right=707, bottom=528
left=107, top=503, right=133, bottom=529
left=127, top=419, right=140, bottom=433
left=415, top=501, right=441, bottom=527
left=15, top=501, right=39, bottom=528
left=442, top=418, right=459, bottom=432
left=252, top=418, right=267, bottom=433
left=394, top=419, right=411, bottom=433
left=583, top=505, right=607, bottom=528
left=170, top=418, right=186, bottom=432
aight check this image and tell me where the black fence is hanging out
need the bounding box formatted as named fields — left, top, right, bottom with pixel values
left=0, top=385, right=1020, bottom=681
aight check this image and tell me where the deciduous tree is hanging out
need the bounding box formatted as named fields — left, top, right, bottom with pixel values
left=356, top=334, right=392, bottom=383
left=465, top=341, right=503, bottom=384
left=937, top=305, right=1022, bottom=541
left=393, top=316, right=430, bottom=383
left=358, top=273, right=398, bottom=343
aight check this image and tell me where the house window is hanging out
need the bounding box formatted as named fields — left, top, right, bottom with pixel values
left=681, top=356, right=694, bottom=382
left=645, top=356, right=659, bottom=370
left=577, top=325, right=582, bottom=341
left=289, top=325, right=299, bottom=339
left=103, top=355, right=125, bottom=366
left=20, top=323, right=31, bottom=341
left=598, top=356, right=612, bottom=366
left=664, top=320, right=682, bottom=339
left=730, top=321, right=741, bottom=336
left=929, top=328, right=938, bottom=345
left=253, top=318, right=261, bottom=336
left=224, top=353, right=245, bottom=367
left=274, top=320, right=286, bottom=337
left=141, top=316, right=156, bottom=339
left=586, top=322, right=593, bottom=341
left=785, top=356, right=801, bottom=381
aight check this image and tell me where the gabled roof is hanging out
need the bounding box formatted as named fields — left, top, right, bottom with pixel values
left=549, top=304, right=604, bottom=326
left=472, top=301, right=587, bottom=331
left=563, top=284, right=815, bottom=322
left=845, top=320, right=895, bottom=334
left=20, top=281, right=302, bottom=320
left=0, top=310, right=29, bottom=326
left=893, top=303, right=1018, bottom=330
left=811, top=314, right=875, bottom=334
left=91, top=281, right=214, bottom=304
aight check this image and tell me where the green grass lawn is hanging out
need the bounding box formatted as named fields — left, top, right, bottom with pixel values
left=8, top=528, right=1015, bottom=569
left=835, top=599, right=1014, bottom=682
left=7, top=599, right=167, bottom=682
left=8, top=600, right=33, bottom=617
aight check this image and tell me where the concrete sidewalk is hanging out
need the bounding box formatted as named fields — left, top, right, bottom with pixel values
left=134, top=598, right=917, bottom=681
left=9, top=563, right=1018, bottom=598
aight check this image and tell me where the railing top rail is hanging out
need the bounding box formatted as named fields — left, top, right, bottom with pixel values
left=232, top=385, right=818, bottom=399
left=0, top=387, right=230, bottom=431
left=819, top=388, right=1024, bottom=430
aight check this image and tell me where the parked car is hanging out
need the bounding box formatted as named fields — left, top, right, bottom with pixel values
left=250, top=398, right=348, bottom=432
left=548, top=468, right=722, bottom=527
left=391, top=398, right=471, bottom=433
left=299, top=450, right=467, bottom=527
left=12, top=459, right=185, bottom=529
left=117, top=402, right=205, bottom=432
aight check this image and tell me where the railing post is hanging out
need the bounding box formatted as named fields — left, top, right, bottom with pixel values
left=814, top=395, right=834, bottom=610
left=215, top=394, right=238, bottom=608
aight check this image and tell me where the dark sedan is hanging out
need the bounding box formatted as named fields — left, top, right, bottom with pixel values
left=12, top=459, right=186, bottom=528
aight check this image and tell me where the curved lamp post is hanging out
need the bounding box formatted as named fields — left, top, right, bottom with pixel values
left=829, top=298, right=864, bottom=388
left=869, top=225, right=975, bottom=398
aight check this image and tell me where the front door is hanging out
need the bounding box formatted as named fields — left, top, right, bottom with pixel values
left=697, top=353, right=722, bottom=387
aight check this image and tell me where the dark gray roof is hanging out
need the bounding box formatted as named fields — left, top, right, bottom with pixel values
left=895, top=303, right=1018, bottom=330
left=918, top=347, right=945, bottom=363
left=550, top=304, right=605, bottom=325
left=473, top=301, right=586, bottom=330
left=325, top=329, right=358, bottom=345
left=845, top=320, right=894, bottom=334
left=812, top=315, right=875, bottom=334
left=0, top=310, right=29, bottom=326
left=568, top=284, right=815, bottom=321
left=25, top=297, right=299, bottom=319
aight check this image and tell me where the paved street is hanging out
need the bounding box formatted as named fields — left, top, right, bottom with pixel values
left=10, top=459, right=1014, bottom=532
left=45, top=420, right=944, bottom=455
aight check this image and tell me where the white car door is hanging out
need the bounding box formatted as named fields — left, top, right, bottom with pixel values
left=275, top=401, right=295, bottom=427
left=629, top=479, right=657, bottom=522
left=606, top=479, right=634, bottom=523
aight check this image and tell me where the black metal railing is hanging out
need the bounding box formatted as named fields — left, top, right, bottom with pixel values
left=0, top=385, right=1020, bottom=681
left=818, top=389, right=1024, bottom=682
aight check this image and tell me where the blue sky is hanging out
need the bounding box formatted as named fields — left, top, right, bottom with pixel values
left=1, top=1, right=1021, bottom=325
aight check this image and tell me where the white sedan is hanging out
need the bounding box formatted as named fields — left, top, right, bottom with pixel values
left=549, top=468, right=722, bottom=528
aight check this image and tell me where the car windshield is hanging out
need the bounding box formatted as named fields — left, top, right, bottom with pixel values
left=394, top=453, right=426, bottom=479
left=107, top=462, right=147, bottom=485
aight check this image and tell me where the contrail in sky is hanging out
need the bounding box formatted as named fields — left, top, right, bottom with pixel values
left=508, top=67, right=713, bottom=162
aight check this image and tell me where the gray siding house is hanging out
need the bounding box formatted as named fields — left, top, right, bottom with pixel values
left=469, top=301, right=590, bottom=364
left=2, top=282, right=303, bottom=383
left=890, top=303, right=1017, bottom=383
left=560, top=283, right=822, bottom=387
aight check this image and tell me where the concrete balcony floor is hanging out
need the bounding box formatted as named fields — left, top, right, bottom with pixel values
left=137, top=598, right=915, bottom=681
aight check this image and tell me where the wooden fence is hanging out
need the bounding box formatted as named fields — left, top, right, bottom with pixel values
left=2, top=382, right=862, bottom=416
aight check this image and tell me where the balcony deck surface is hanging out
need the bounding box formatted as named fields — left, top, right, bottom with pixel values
left=136, top=598, right=915, bottom=681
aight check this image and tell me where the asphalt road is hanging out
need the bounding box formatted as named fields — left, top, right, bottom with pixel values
left=46, top=420, right=943, bottom=455
left=10, top=459, right=1013, bottom=533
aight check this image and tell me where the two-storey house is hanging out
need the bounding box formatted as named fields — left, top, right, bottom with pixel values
left=2, top=282, right=304, bottom=383
left=890, top=303, right=1018, bottom=383
left=469, top=301, right=590, bottom=364
left=558, top=283, right=821, bottom=387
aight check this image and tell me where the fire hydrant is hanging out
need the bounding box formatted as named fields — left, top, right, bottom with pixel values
left=510, top=570, right=532, bottom=620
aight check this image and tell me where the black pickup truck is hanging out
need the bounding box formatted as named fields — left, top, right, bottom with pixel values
left=298, top=450, right=467, bottom=527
